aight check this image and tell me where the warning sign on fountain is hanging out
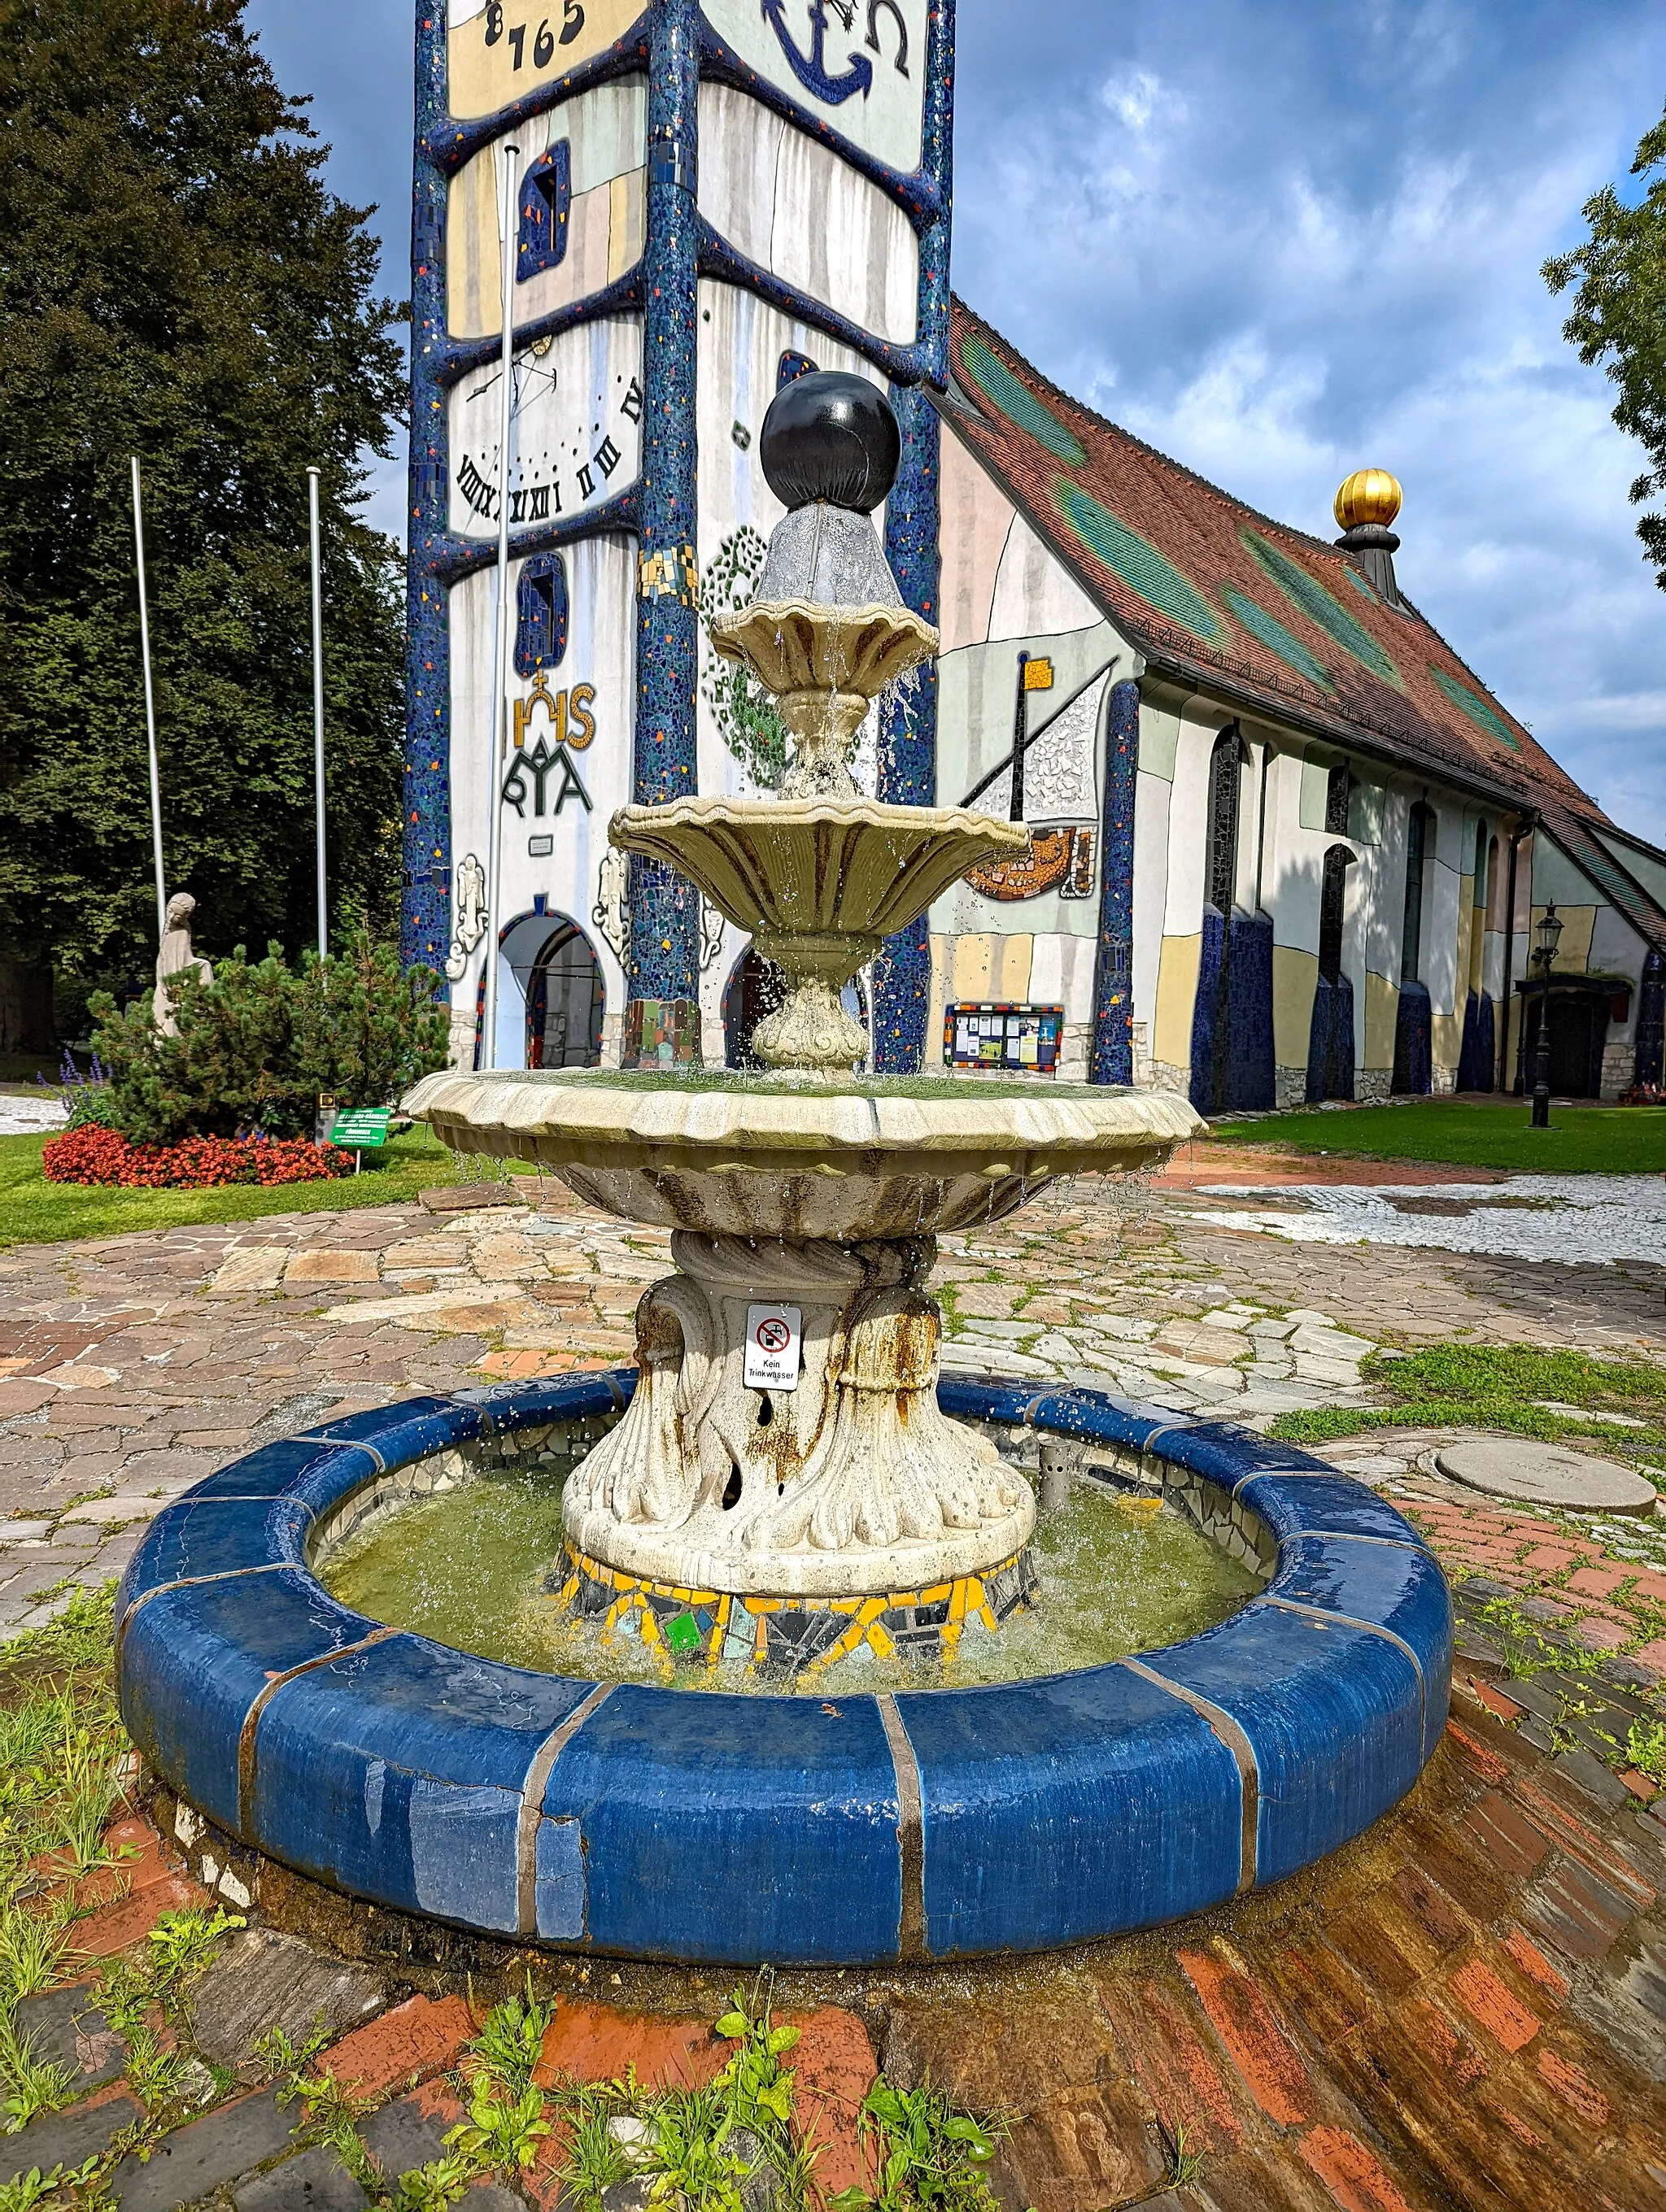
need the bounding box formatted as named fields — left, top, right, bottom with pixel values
left=744, top=1304, right=802, bottom=1391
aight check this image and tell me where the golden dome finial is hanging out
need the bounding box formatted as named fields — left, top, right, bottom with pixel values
left=1334, top=468, right=1402, bottom=532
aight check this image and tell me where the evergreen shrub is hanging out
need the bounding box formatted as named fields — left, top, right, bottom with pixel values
left=88, top=931, right=449, bottom=1143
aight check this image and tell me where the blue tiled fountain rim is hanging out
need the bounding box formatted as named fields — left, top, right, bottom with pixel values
left=115, top=1371, right=1453, bottom=1966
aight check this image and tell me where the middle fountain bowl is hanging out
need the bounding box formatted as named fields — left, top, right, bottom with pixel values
left=406, top=369, right=1206, bottom=1651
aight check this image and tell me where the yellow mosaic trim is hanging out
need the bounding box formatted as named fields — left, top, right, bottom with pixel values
left=552, top=1547, right=1025, bottom=1674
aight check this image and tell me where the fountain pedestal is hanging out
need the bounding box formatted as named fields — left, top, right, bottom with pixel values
left=561, top=1231, right=1032, bottom=1601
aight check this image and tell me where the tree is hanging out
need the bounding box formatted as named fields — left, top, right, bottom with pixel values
left=1545, top=105, right=1666, bottom=591
left=0, top=0, right=408, bottom=1038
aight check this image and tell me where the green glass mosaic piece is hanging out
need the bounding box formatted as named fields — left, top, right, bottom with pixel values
left=1056, top=481, right=1227, bottom=644
left=1219, top=587, right=1332, bottom=689
left=665, top=1612, right=703, bottom=1654
left=1428, top=665, right=1521, bottom=751
left=960, top=337, right=1087, bottom=465
left=1241, top=528, right=1400, bottom=684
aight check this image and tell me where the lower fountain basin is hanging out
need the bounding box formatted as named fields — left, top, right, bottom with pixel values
left=115, top=1372, right=1451, bottom=1966
left=401, top=1069, right=1201, bottom=1240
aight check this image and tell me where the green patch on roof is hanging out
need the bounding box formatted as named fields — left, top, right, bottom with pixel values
left=960, top=336, right=1087, bottom=466
left=1056, top=481, right=1228, bottom=646
left=1429, top=665, right=1521, bottom=752
left=1241, top=529, right=1401, bottom=685
left=1219, top=587, right=1332, bottom=690
left=1341, top=566, right=1378, bottom=602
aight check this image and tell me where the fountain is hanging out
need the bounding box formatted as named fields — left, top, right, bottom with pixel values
left=403, top=373, right=1197, bottom=1671
left=113, top=375, right=1452, bottom=1968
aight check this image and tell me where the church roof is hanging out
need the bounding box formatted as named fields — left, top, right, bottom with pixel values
left=939, top=299, right=1666, bottom=951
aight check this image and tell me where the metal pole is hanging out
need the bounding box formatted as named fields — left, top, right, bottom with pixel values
left=130, top=457, right=167, bottom=946
left=481, top=139, right=520, bottom=1073
left=307, top=467, right=328, bottom=959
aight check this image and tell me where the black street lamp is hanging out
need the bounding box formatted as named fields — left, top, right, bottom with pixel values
left=1530, top=901, right=1564, bottom=1129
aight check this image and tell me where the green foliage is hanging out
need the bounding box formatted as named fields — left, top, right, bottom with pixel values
left=1157, top=2118, right=1205, bottom=2189
left=389, top=2155, right=478, bottom=2210
left=88, top=930, right=449, bottom=1140
left=836, top=2079, right=1004, bottom=2212
left=1545, top=103, right=1666, bottom=589
left=1207, top=1103, right=1666, bottom=1175
left=444, top=2073, right=551, bottom=2176
left=0, top=0, right=407, bottom=1002
left=1267, top=1343, right=1666, bottom=1470
left=466, top=1974, right=557, bottom=2097
left=698, top=528, right=788, bottom=790
left=1626, top=1718, right=1666, bottom=1783
left=0, top=2158, right=104, bottom=2212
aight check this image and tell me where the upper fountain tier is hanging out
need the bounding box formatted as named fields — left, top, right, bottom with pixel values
left=611, top=372, right=1029, bottom=1073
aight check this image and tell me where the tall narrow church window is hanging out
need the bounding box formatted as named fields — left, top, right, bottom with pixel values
left=1401, top=803, right=1433, bottom=982
left=1319, top=846, right=1351, bottom=982
left=1324, top=760, right=1353, bottom=836
left=1206, top=726, right=1242, bottom=914
left=514, top=553, right=568, bottom=677
left=517, top=142, right=572, bottom=281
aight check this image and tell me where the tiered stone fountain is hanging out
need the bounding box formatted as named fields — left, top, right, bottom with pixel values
left=405, top=374, right=1199, bottom=1672
left=115, top=377, right=1450, bottom=1968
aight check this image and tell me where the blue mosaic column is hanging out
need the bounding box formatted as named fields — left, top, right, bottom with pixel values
left=625, top=0, right=702, bottom=1068
left=401, top=7, right=452, bottom=973
left=874, top=384, right=941, bottom=1073
left=1088, top=677, right=1140, bottom=1085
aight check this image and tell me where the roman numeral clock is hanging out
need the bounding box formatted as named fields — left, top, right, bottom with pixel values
left=405, top=0, right=952, bottom=1073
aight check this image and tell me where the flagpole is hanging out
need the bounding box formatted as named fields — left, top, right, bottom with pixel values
left=307, top=467, right=328, bottom=959
left=481, top=139, right=520, bottom=1073
left=130, top=457, right=168, bottom=946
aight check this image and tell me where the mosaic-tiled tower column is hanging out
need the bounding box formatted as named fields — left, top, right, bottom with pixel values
left=626, top=0, right=703, bottom=1068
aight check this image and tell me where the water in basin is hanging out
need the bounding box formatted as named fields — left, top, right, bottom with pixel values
left=317, top=1418, right=1260, bottom=1694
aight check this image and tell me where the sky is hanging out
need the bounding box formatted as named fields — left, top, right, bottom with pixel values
left=245, top=0, right=1666, bottom=847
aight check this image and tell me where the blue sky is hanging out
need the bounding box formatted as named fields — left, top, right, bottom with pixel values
left=246, top=0, right=1666, bottom=847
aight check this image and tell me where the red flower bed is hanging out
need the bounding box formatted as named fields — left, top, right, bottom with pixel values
left=42, top=1126, right=352, bottom=1189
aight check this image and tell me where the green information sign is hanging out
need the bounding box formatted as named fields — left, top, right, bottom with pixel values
left=330, top=1108, right=390, bottom=1150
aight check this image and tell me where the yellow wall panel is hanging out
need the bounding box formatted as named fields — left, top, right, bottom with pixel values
left=1154, top=934, right=1202, bottom=1069
left=1272, top=945, right=1318, bottom=1068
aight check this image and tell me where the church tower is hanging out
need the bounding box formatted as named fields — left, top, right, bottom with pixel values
left=405, top=0, right=953, bottom=1073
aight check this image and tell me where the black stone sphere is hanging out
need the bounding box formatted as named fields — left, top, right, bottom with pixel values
left=759, top=371, right=901, bottom=515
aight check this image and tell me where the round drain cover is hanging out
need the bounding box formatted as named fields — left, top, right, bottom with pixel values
left=1436, top=1437, right=1659, bottom=1515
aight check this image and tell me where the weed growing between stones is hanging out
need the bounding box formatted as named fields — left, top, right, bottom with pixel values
left=835, top=2078, right=1004, bottom=2212
left=1267, top=1343, right=1666, bottom=1478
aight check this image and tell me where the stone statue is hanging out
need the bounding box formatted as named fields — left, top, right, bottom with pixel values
left=152, top=893, right=212, bottom=1035
left=444, top=853, right=487, bottom=982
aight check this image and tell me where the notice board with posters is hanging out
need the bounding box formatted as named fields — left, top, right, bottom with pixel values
left=944, top=1004, right=1064, bottom=1075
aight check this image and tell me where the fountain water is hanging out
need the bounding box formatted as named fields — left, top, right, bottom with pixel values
left=405, top=374, right=1200, bottom=1668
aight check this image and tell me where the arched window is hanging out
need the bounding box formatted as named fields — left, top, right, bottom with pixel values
left=1319, top=845, right=1353, bottom=982
left=1206, top=725, right=1243, bottom=915
left=1401, top=803, right=1433, bottom=982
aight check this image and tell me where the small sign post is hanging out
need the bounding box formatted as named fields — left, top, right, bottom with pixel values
left=744, top=1304, right=802, bottom=1391
left=328, top=1107, right=391, bottom=1174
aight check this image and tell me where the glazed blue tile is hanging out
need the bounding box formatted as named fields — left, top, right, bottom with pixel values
left=534, top=1813, right=585, bottom=1940
left=184, top=1440, right=380, bottom=1504
left=1269, top=1536, right=1454, bottom=1761
left=118, top=1498, right=311, bottom=1616
left=898, top=1667, right=1244, bottom=1956
left=1158, top=1424, right=1333, bottom=1485
left=451, top=1371, right=633, bottom=1432
left=1235, top=1471, right=1429, bottom=1549
left=543, top=1687, right=902, bottom=1962
left=249, top=1641, right=594, bottom=1933
left=300, top=1396, right=483, bottom=1465
left=116, top=1570, right=383, bottom=1835
left=1026, top=1391, right=1170, bottom=1454
left=935, top=1376, right=1032, bottom=1426
left=1139, top=1607, right=1424, bottom=1887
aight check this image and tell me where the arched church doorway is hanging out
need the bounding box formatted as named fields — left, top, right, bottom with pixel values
left=474, top=909, right=604, bottom=1071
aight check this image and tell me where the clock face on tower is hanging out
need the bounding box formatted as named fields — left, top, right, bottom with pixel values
left=447, top=316, right=644, bottom=542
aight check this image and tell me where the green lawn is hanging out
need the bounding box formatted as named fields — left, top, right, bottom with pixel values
left=1208, top=1101, right=1666, bottom=1174
left=0, top=1126, right=535, bottom=1250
